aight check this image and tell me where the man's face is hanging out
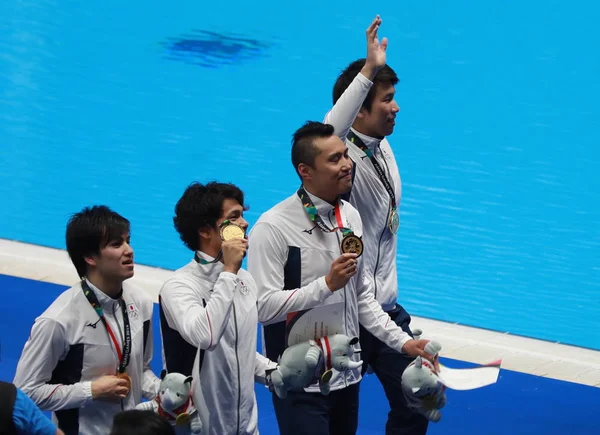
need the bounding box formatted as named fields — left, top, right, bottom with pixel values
left=306, top=135, right=354, bottom=196
left=206, top=198, right=248, bottom=253
left=88, top=233, right=134, bottom=282
left=359, top=82, right=400, bottom=138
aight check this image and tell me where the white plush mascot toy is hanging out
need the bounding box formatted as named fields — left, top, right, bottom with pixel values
left=401, top=339, right=446, bottom=422
left=268, top=334, right=362, bottom=399
left=136, top=370, right=203, bottom=434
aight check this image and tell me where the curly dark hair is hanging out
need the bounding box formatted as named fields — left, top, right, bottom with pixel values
left=173, top=182, right=246, bottom=251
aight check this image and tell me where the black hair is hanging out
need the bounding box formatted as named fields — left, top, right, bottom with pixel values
left=109, top=410, right=175, bottom=435
left=65, top=205, right=130, bottom=278
left=173, top=181, right=246, bottom=251
left=332, top=58, right=399, bottom=111
left=291, top=121, right=335, bottom=177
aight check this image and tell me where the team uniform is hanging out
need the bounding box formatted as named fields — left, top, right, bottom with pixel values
left=248, top=188, right=413, bottom=434
left=14, top=280, right=159, bottom=435
left=324, top=72, right=429, bottom=434
left=159, top=252, right=275, bottom=435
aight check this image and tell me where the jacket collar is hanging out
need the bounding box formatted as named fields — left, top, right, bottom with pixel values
left=350, top=127, right=382, bottom=152
left=84, top=278, right=122, bottom=310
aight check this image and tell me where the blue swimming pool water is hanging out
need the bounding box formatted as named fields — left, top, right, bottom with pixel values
left=1, top=1, right=599, bottom=349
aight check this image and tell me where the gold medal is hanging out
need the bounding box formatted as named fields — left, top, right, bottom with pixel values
left=320, top=369, right=333, bottom=384
left=175, top=412, right=191, bottom=426
left=341, top=234, right=364, bottom=257
left=220, top=223, right=245, bottom=241
left=116, top=372, right=131, bottom=394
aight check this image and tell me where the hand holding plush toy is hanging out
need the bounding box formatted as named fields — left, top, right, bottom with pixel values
left=136, top=370, right=203, bottom=434
left=401, top=340, right=446, bottom=422
left=268, top=334, right=363, bottom=399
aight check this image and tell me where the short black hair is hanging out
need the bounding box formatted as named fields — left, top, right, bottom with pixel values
left=173, top=181, right=246, bottom=251
left=110, top=410, right=175, bottom=435
left=291, top=121, right=335, bottom=177
left=66, top=205, right=130, bottom=279
left=333, top=59, right=399, bottom=111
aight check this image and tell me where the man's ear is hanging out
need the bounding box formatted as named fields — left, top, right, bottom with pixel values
left=84, top=256, right=97, bottom=267
left=356, top=107, right=368, bottom=120
left=298, top=163, right=312, bottom=181
left=198, top=226, right=213, bottom=241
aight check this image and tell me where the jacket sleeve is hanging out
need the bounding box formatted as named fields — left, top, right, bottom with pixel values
left=13, top=318, right=93, bottom=411
left=247, top=221, right=334, bottom=325
left=159, top=273, right=238, bottom=350
left=323, top=73, right=373, bottom=140
left=253, top=352, right=278, bottom=385
left=356, top=266, right=412, bottom=352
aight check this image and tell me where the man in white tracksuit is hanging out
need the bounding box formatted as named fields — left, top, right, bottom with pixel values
left=14, top=205, right=160, bottom=435
left=159, top=182, right=276, bottom=435
left=323, top=15, right=429, bottom=434
left=248, top=121, right=434, bottom=435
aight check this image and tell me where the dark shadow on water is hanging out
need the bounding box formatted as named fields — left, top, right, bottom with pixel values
left=163, top=29, right=272, bottom=68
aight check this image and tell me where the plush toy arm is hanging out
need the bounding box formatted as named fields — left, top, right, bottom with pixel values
left=305, top=341, right=322, bottom=369
left=190, top=412, right=203, bottom=434
left=135, top=399, right=158, bottom=412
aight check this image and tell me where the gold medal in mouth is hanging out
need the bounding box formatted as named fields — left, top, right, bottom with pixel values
left=220, top=223, right=245, bottom=241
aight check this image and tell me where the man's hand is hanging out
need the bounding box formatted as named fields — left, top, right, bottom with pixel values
left=91, top=375, right=130, bottom=402
left=222, top=238, right=248, bottom=274
left=361, top=15, right=388, bottom=80
left=402, top=339, right=436, bottom=362
left=325, top=253, right=358, bottom=291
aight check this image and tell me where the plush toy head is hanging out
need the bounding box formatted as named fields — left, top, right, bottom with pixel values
left=326, top=335, right=363, bottom=372
left=401, top=341, right=446, bottom=422
left=158, top=370, right=193, bottom=412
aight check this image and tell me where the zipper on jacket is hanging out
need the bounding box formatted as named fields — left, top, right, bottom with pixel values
left=372, top=148, right=394, bottom=300
left=232, top=301, right=241, bottom=434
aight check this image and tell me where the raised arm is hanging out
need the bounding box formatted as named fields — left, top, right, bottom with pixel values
left=159, top=274, right=236, bottom=351
left=160, top=238, right=248, bottom=350
left=323, top=15, right=388, bottom=139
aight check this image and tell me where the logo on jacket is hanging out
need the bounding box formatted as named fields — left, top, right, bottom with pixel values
left=238, top=280, right=250, bottom=295
left=127, top=303, right=139, bottom=320
left=86, top=319, right=101, bottom=329
left=302, top=224, right=318, bottom=235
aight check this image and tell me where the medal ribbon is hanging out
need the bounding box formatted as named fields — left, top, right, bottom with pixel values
left=297, top=187, right=352, bottom=235
left=82, top=280, right=131, bottom=373
left=157, top=395, right=192, bottom=421
left=347, top=131, right=397, bottom=211
left=194, top=251, right=222, bottom=265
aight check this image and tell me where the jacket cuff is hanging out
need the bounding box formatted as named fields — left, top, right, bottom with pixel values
left=317, top=276, right=333, bottom=299
left=81, top=381, right=93, bottom=406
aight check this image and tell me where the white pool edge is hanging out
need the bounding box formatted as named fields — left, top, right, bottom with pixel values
left=1, top=238, right=598, bottom=388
